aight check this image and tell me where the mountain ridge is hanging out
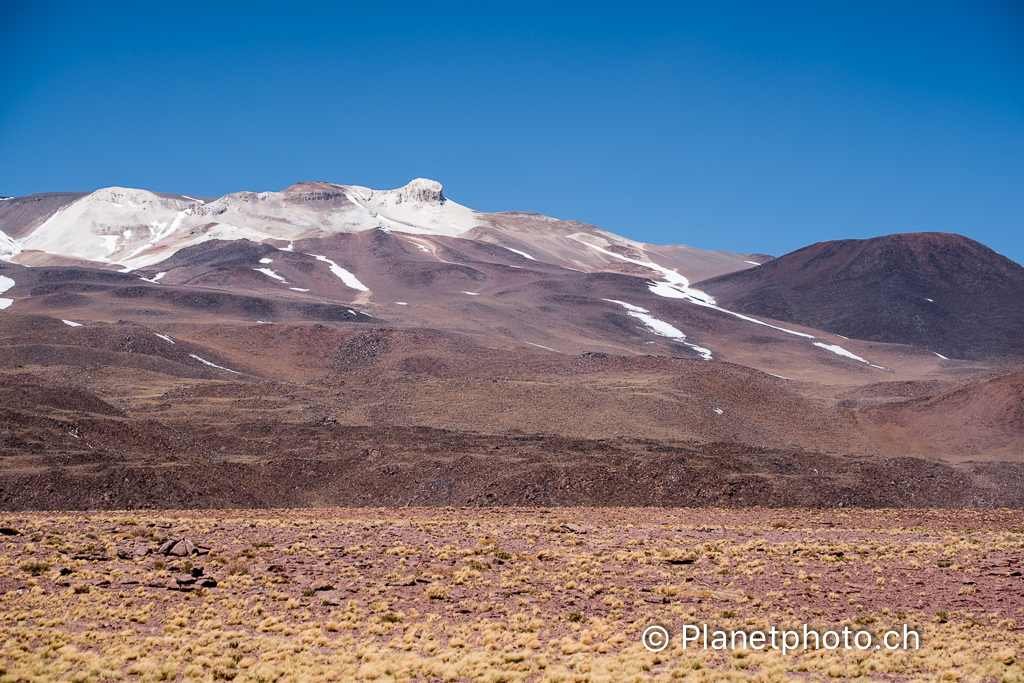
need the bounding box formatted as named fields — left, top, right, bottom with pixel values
left=0, top=179, right=765, bottom=288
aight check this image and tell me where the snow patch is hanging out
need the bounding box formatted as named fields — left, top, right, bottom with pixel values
left=395, top=302, right=408, bottom=305
left=461, top=291, right=480, bottom=296
left=259, top=257, right=273, bottom=264
left=925, top=298, right=934, bottom=302
left=604, top=299, right=713, bottom=360
left=745, top=260, right=761, bottom=265
left=181, top=195, right=205, bottom=204
left=100, top=235, right=119, bottom=253
left=0, top=275, right=14, bottom=308
left=524, top=341, right=560, bottom=353
left=154, top=333, right=174, bottom=344
left=631, top=312, right=689, bottom=343
left=713, top=408, right=723, bottom=415
left=189, top=353, right=240, bottom=374
left=576, top=234, right=818, bottom=343
left=813, top=342, right=883, bottom=367
left=572, top=235, right=717, bottom=305
left=406, top=241, right=431, bottom=253
left=0, top=229, right=20, bottom=260
left=502, top=246, right=536, bottom=261
left=62, top=319, right=82, bottom=327
left=649, top=281, right=816, bottom=339
left=139, top=271, right=167, bottom=284
left=933, top=351, right=948, bottom=360
left=124, top=209, right=191, bottom=262
left=254, top=267, right=287, bottom=282
left=289, top=287, right=309, bottom=292
left=603, top=299, right=647, bottom=313
left=309, top=254, right=369, bottom=291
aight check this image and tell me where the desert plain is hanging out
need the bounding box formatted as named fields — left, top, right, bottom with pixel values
left=1, top=506, right=1022, bottom=683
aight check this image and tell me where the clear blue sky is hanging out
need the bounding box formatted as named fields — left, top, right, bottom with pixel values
left=2, top=1, right=1022, bottom=262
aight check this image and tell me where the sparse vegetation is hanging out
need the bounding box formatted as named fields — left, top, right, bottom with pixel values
left=18, top=561, right=51, bottom=575
left=224, top=558, right=249, bottom=575
left=0, top=507, right=1019, bottom=682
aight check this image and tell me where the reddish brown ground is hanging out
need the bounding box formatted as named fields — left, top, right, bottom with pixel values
left=1, top=507, right=1022, bottom=681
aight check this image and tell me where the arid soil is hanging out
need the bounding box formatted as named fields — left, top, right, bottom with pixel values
left=3, top=427, right=1024, bottom=511
left=1, top=507, right=1021, bottom=682
left=1, top=306, right=1023, bottom=511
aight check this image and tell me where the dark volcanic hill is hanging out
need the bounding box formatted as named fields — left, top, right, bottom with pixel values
left=696, top=232, right=1024, bottom=361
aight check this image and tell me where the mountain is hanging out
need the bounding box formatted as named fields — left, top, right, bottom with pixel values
left=696, top=232, right=1024, bottom=361
left=0, top=180, right=1022, bottom=510
left=0, top=179, right=765, bottom=279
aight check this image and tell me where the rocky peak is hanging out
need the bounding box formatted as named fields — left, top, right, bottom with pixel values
left=389, top=178, right=446, bottom=206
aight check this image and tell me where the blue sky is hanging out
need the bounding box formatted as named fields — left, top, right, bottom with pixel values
left=2, top=1, right=1022, bottom=262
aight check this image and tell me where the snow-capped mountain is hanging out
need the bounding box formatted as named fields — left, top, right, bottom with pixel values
left=1, top=178, right=1021, bottom=373
left=0, top=179, right=764, bottom=282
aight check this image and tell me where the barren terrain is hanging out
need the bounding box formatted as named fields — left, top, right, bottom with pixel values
left=1, top=310, right=1023, bottom=510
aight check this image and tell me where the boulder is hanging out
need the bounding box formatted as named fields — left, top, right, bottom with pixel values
left=168, top=540, right=196, bottom=557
